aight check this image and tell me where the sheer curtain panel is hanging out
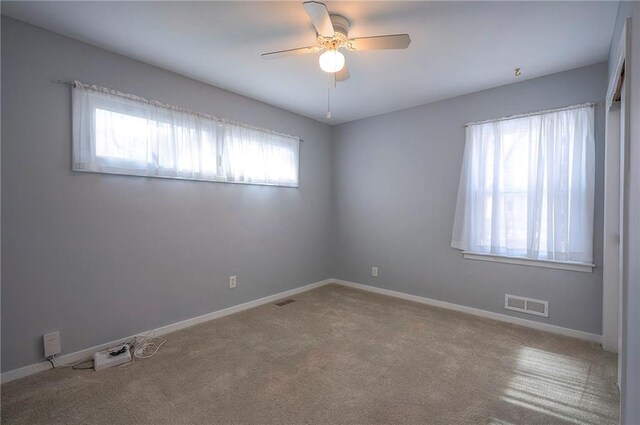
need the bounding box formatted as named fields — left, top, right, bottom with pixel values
left=451, top=105, right=595, bottom=264
left=72, top=81, right=300, bottom=187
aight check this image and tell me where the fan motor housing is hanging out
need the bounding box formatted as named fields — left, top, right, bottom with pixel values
left=317, top=14, right=350, bottom=49
left=330, top=14, right=350, bottom=38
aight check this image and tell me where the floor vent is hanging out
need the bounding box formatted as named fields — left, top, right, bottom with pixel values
left=275, top=299, right=296, bottom=307
left=504, top=294, right=549, bottom=317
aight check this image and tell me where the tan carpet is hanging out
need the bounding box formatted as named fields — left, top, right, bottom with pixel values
left=1, top=284, right=619, bottom=425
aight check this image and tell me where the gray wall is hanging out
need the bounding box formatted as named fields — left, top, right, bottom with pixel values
left=1, top=17, right=333, bottom=372
left=609, top=2, right=640, bottom=423
left=608, top=1, right=635, bottom=80
left=332, top=63, right=608, bottom=335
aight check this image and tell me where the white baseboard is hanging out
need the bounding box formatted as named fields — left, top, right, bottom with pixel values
left=1, top=279, right=332, bottom=384
left=2, top=277, right=601, bottom=383
left=331, top=279, right=602, bottom=344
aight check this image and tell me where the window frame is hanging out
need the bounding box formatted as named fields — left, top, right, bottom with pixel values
left=462, top=251, right=595, bottom=273
left=72, top=82, right=300, bottom=188
left=454, top=104, right=596, bottom=270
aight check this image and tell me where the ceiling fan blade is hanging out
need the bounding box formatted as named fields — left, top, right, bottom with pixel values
left=335, top=65, right=350, bottom=82
left=261, top=45, right=322, bottom=60
left=303, top=1, right=335, bottom=37
left=348, top=34, right=411, bottom=51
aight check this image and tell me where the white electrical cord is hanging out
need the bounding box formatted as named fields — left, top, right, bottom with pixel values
left=131, top=333, right=166, bottom=359
left=50, top=353, right=94, bottom=368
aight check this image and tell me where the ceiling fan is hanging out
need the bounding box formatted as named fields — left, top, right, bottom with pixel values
left=261, top=1, right=411, bottom=82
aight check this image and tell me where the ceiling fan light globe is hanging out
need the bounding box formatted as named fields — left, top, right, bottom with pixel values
left=319, top=50, right=345, bottom=73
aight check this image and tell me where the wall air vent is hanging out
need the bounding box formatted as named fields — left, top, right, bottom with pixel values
left=504, top=294, right=549, bottom=317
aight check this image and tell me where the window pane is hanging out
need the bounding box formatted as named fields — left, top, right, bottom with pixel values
left=95, top=108, right=151, bottom=164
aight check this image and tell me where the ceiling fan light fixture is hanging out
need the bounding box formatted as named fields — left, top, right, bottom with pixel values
left=319, top=49, right=345, bottom=73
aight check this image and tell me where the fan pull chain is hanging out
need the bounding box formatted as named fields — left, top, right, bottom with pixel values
left=326, top=72, right=335, bottom=119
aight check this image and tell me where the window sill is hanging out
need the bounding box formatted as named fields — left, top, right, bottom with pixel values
left=462, top=252, right=595, bottom=273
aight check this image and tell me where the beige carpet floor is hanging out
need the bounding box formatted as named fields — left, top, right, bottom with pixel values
left=1, top=284, right=619, bottom=425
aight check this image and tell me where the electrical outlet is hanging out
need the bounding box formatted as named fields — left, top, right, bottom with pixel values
left=372, top=267, right=379, bottom=277
left=229, top=275, right=237, bottom=288
left=43, top=331, right=61, bottom=358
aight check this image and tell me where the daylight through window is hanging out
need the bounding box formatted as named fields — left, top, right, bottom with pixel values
left=451, top=105, right=595, bottom=264
left=72, top=82, right=300, bottom=187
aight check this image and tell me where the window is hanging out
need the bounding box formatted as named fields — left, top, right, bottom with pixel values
left=451, top=105, right=595, bottom=266
left=72, top=82, right=300, bottom=187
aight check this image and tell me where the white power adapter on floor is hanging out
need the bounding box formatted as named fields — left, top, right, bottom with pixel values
left=93, top=343, right=132, bottom=370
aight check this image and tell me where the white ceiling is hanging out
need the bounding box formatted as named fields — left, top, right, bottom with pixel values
left=2, top=1, right=618, bottom=125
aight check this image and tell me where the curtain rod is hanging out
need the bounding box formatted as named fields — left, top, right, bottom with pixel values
left=55, top=80, right=304, bottom=142
left=464, top=101, right=602, bottom=128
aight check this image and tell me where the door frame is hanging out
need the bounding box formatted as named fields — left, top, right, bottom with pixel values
left=602, top=17, right=631, bottom=407
left=603, top=19, right=630, bottom=354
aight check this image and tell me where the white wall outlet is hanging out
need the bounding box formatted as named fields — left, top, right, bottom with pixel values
left=229, top=275, right=237, bottom=288
left=372, top=267, right=379, bottom=277
left=43, top=331, right=61, bottom=358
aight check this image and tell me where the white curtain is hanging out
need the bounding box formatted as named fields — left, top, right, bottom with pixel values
left=451, top=105, right=595, bottom=264
left=72, top=82, right=300, bottom=187
left=222, top=123, right=299, bottom=186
